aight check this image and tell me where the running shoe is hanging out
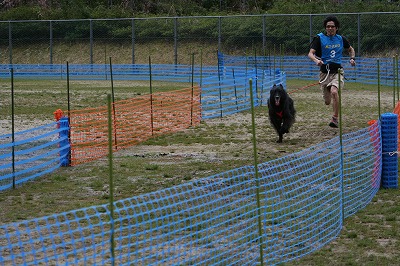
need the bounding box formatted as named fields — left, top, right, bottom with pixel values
left=329, top=116, right=339, bottom=128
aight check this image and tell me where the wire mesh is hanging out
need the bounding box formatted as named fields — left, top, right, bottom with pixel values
left=0, top=121, right=384, bottom=265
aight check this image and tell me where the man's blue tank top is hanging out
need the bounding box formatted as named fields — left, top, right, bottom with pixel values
left=317, top=32, right=344, bottom=65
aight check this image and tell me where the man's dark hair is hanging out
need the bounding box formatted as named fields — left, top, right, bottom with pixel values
left=323, top=16, right=340, bottom=28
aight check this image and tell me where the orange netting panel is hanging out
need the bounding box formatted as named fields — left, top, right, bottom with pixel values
left=394, top=101, right=400, bottom=153
left=67, top=87, right=201, bottom=166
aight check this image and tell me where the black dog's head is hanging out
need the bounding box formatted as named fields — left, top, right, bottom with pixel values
left=270, top=84, right=287, bottom=107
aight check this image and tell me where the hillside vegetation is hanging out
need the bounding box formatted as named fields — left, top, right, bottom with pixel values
left=1, top=1, right=400, bottom=61
left=1, top=0, right=400, bottom=20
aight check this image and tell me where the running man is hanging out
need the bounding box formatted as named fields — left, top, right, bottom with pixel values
left=308, top=15, right=356, bottom=128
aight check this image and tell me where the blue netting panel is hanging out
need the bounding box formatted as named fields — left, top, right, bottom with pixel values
left=201, top=73, right=257, bottom=119
left=200, top=69, right=286, bottom=119
left=112, top=166, right=260, bottom=265
left=0, top=63, right=287, bottom=122
left=0, top=64, right=201, bottom=81
left=0, top=166, right=261, bottom=265
left=220, top=54, right=397, bottom=85
left=258, top=137, right=343, bottom=264
left=0, top=64, right=248, bottom=83
left=0, top=206, right=113, bottom=265
left=343, top=124, right=382, bottom=217
left=0, top=56, right=396, bottom=85
left=0, top=121, right=70, bottom=191
left=0, top=123, right=382, bottom=265
left=0, top=65, right=283, bottom=180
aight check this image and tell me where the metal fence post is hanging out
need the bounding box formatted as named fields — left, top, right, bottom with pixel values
left=262, top=15, right=266, bottom=51
left=357, top=14, right=361, bottom=58
left=50, top=20, right=53, bottom=64
left=218, top=16, right=221, bottom=52
left=174, top=17, right=178, bottom=65
left=309, top=14, right=313, bottom=44
left=90, top=19, right=93, bottom=64
left=8, top=21, right=12, bottom=64
left=131, top=19, right=135, bottom=64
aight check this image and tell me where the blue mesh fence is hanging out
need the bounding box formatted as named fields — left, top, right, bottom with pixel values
left=0, top=64, right=213, bottom=81
left=342, top=123, right=382, bottom=217
left=0, top=63, right=278, bottom=187
left=0, top=119, right=70, bottom=191
left=0, top=54, right=397, bottom=86
left=258, top=136, right=343, bottom=263
left=200, top=69, right=285, bottom=119
left=0, top=60, right=393, bottom=264
left=219, top=53, right=397, bottom=85
left=0, top=121, right=383, bottom=265
left=0, top=63, right=285, bottom=126
left=0, top=64, right=248, bottom=83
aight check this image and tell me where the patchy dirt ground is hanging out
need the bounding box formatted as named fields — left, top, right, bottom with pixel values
left=115, top=83, right=393, bottom=164
left=1, top=82, right=394, bottom=167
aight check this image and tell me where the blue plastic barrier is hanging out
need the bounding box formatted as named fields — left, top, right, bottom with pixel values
left=380, top=113, right=398, bottom=188
left=59, top=117, right=71, bottom=167
left=0, top=122, right=70, bottom=191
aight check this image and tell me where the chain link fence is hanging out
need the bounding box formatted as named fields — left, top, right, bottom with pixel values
left=0, top=12, right=400, bottom=65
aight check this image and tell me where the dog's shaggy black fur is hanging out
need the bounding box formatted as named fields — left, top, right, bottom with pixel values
left=267, top=84, right=296, bottom=143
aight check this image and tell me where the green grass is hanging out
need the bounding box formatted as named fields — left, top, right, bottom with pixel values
left=0, top=78, right=399, bottom=264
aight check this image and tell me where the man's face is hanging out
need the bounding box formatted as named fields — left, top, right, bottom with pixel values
left=325, top=21, right=337, bottom=36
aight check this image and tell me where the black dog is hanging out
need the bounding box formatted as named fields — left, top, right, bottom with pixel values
left=267, top=84, right=296, bottom=143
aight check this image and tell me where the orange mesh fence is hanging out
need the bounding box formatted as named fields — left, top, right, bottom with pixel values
left=394, top=101, right=400, bottom=152
left=67, top=87, right=201, bottom=166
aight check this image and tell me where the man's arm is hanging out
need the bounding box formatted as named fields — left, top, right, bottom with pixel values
left=308, top=36, right=323, bottom=66
left=348, top=46, right=356, bottom=66
left=308, top=48, right=323, bottom=66
left=343, top=36, right=356, bottom=66
left=348, top=46, right=355, bottom=58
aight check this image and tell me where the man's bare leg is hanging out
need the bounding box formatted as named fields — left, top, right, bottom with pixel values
left=329, top=85, right=339, bottom=128
left=331, top=85, right=339, bottom=118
